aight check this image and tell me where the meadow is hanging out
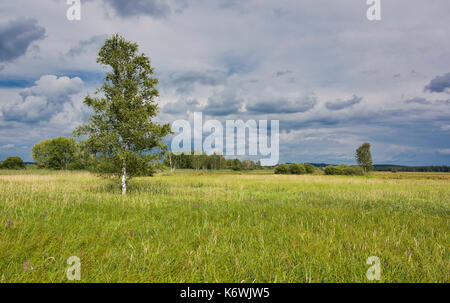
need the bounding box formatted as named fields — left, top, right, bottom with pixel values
left=0, top=169, right=448, bottom=282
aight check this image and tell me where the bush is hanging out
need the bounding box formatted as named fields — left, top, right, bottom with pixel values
left=231, top=165, right=242, bottom=171
left=289, top=163, right=306, bottom=174
left=1, top=156, right=26, bottom=169
left=324, top=165, right=343, bottom=175
left=274, top=163, right=290, bottom=174
left=275, top=163, right=316, bottom=175
left=304, top=163, right=315, bottom=174
left=344, top=165, right=364, bottom=176
left=324, top=164, right=364, bottom=176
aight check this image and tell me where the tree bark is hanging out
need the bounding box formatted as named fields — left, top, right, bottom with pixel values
left=121, top=160, right=126, bottom=195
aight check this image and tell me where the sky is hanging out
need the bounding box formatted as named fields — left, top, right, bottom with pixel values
left=0, top=0, right=449, bottom=165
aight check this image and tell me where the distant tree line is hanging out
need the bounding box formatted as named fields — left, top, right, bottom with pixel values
left=163, top=151, right=262, bottom=171
left=26, top=138, right=265, bottom=172
left=373, top=165, right=449, bottom=172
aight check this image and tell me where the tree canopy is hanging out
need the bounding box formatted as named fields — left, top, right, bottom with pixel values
left=0, top=156, right=25, bottom=169
left=355, top=142, right=373, bottom=173
left=32, top=137, right=77, bottom=169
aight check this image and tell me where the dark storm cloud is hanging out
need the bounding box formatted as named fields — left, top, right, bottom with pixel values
left=246, top=96, right=317, bottom=114
left=325, top=95, right=362, bottom=111
left=67, top=35, right=108, bottom=57
left=425, top=72, right=450, bottom=93
left=103, top=0, right=171, bottom=18
left=0, top=18, right=45, bottom=63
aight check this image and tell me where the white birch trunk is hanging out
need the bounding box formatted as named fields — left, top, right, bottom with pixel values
left=121, top=162, right=126, bottom=195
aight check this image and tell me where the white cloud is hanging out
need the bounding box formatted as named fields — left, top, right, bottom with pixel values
left=1, top=75, right=83, bottom=122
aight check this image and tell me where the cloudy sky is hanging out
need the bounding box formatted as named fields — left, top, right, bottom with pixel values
left=0, top=0, right=449, bottom=165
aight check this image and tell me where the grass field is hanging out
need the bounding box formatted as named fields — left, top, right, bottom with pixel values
left=0, top=169, right=448, bottom=282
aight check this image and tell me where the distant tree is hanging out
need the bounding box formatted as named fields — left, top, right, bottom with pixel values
left=1, top=156, right=25, bottom=169
left=242, top=160, right=256, bottom=170
left=274, top=163, right=290, bottom=174
left=231, top=158, right=242, bottom=171
left=355, top=142, right=373, bottom=174
left=32, top=137, right=77, bottom=169
left=74, top=34, right=171, bottom=194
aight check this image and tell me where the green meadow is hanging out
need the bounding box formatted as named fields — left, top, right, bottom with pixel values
left=0, top=170, right=448, bottom=282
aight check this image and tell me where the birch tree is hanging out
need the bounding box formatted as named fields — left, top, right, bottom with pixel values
left=74, top=34, right=171, bottom=194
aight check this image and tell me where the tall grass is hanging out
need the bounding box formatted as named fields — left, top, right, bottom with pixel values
left=0, top=170, right=448, bottom=282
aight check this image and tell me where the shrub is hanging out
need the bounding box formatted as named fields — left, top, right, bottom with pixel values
left=304, top=163, right=315, bottom=174
left=231, top=165, right=242, bottom=171
left=325, top=164, right=364, bottom=176
left=274, top=163, right=290, bottom=174
left=1, top=156, right=26, bottom=169
left=289, top=163, right=306, bottom=174
left=344, top=165, right=364, bottom=176
left=324, top=165, right=343, bottom=175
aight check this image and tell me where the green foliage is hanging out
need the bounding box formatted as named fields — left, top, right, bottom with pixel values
left=0, top=156, right=25, bottom=169
left=274, top=163, right=290, bottom=174
left=231, top=158, right=242, bottom=171
left=304, top=163, right=315, bottom=174
left=275, top=163, right=315, bottom=175
left=163, top=152, right=262, bottom=171
left=324, top=164, right=364, bottom=176
left=374, top=165, right=449, bottom=172
left=355, top=142, right=373, bottom=173
left=73, top=34, right=171, bottom=183
left=89, top=154, right=156, bottom=177
left=32, top=137, right=78, bottom=169
left=289, top=163, right=306, bottom=174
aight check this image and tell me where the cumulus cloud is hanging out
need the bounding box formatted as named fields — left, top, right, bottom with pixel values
left=425, top=72, right=450, bottom=93
left=246, top=95, right=317, bottom=114
left=325, top=95, right=362, bottom=111
left=1, top=75, right=83, bottom=123
left=0, top=18, right=45, bottom=63
left=103, top=0, right=171, bottom=18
